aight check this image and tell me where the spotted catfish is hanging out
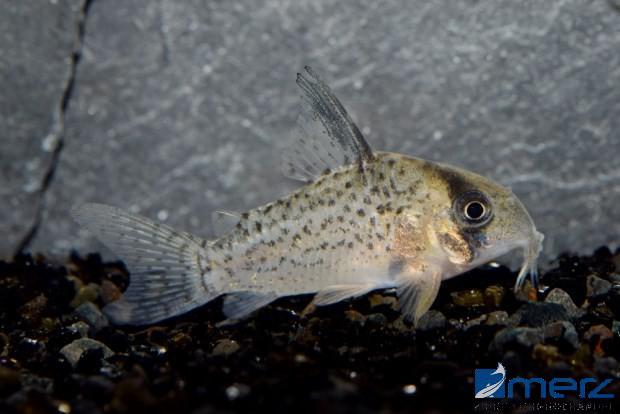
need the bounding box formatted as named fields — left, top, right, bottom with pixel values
left=72, top=67, right=544, bottom=326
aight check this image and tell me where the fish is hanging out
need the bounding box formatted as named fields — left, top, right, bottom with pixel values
left=72, top=66, right=544, bottom=326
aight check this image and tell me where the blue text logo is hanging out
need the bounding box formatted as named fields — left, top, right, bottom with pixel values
left=474, top=363, right=614, bottom=399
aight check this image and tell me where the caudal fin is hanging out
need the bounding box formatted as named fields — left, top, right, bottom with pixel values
left=72, top=203, right=217, bottom=325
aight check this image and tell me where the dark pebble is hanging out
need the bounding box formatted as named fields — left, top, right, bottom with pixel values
left=416, top=310, right=446, bottom=331
left=544, top=288, right=584, bottom=318
left=60, top=338, right=114, bottom=368
left=542, top=321, right=580, bottom=351
left=509, top=302, right=569, bottom=326
left=586, top=275, right=612, bottom=297
left=490, top=327, right=544, bottom=353
left=75, top=301, right=109, bottom=332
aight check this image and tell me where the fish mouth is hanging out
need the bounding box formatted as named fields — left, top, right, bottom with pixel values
left=514, top=229, right=544, bottom=292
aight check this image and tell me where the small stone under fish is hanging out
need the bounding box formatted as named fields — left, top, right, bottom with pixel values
left=72, top=67, right=543, bottom=326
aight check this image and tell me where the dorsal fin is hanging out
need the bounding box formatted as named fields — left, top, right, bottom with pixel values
left=281, top=66, right=374, bottom=182
left=211, top=210, right=241, bottom=235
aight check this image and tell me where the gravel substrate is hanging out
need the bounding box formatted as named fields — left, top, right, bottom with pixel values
left=1, top=247, right=620, bottom=413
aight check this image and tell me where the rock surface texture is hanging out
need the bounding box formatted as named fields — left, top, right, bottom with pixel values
left=1, top=0, right=619, bottom=261
left=1, top=1, right=87, bottom=256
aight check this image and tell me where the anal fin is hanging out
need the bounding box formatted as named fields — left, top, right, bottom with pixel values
left=313, top=283, right=378, bottom=306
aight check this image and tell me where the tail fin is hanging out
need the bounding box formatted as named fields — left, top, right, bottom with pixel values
left=72, top=203, right=217, bottom=325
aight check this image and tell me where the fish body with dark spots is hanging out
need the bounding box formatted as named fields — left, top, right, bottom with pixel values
left=72, top=67, right=543, bottom=326
left=210, top=153, right=425, bottom=296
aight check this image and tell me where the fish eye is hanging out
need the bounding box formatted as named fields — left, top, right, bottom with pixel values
left=454, top=191, right=493, bottom=227
left=465, top=201, right=485, bottom=221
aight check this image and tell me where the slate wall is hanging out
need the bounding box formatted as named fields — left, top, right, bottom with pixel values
left=2, top=0, right=619, bottom=266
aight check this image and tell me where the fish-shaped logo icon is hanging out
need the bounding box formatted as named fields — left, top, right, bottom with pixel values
left=475, top=363, right=506, bottom=398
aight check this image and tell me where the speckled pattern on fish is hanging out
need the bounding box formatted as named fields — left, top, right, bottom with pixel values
left=72, top=67, right=544, bottom=326
left=209, top=153, right=426, bottom=293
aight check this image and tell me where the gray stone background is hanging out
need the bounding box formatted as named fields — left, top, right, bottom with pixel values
left=2, top=0, right=619, bottom=268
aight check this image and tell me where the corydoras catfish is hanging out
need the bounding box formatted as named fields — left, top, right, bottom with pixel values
left=73, top=67, right=544, bottom=326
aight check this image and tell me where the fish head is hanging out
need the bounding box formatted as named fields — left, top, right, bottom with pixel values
left=424, top=161, right=544, bottom=290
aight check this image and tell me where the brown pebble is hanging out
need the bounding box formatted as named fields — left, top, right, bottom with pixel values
left=345, top=310, right=366, bottom=325
left=170, top=332, right=193, bottom=348
left=211, top=339, right=240, bottom=356
left=450, top=289, right=484, bottom=307
left=367, top=294, right=398, bottom=310
left=101, top=279, right=122, bottom=304
left=483, top=285, right=504, bottom=307
left=584, top=324, right=612, bottom=341
left=389, top=315, right=412, bottom=332
left=485, top=311, right=509, bottom=326
left=40, top=317, right=57, bottom=331
left=584, top=325, right=613, bottom=357
left=571, top=344, right=592, bottom=369
left=71, top=283, right=101, bottom=308
left=514, top=280, right=537, bottom=302
left=532, top=344, right=560, bottom=365
left=294, top=317, right=321, bottom=344
left=19, top=294, right=48, bottom=323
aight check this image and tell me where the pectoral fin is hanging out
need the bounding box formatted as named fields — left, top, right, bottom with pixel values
left=395, top=266, right=442, bottom=326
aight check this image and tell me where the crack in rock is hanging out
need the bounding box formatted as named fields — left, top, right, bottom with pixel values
left=14, top=0, right=94, bottom=256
